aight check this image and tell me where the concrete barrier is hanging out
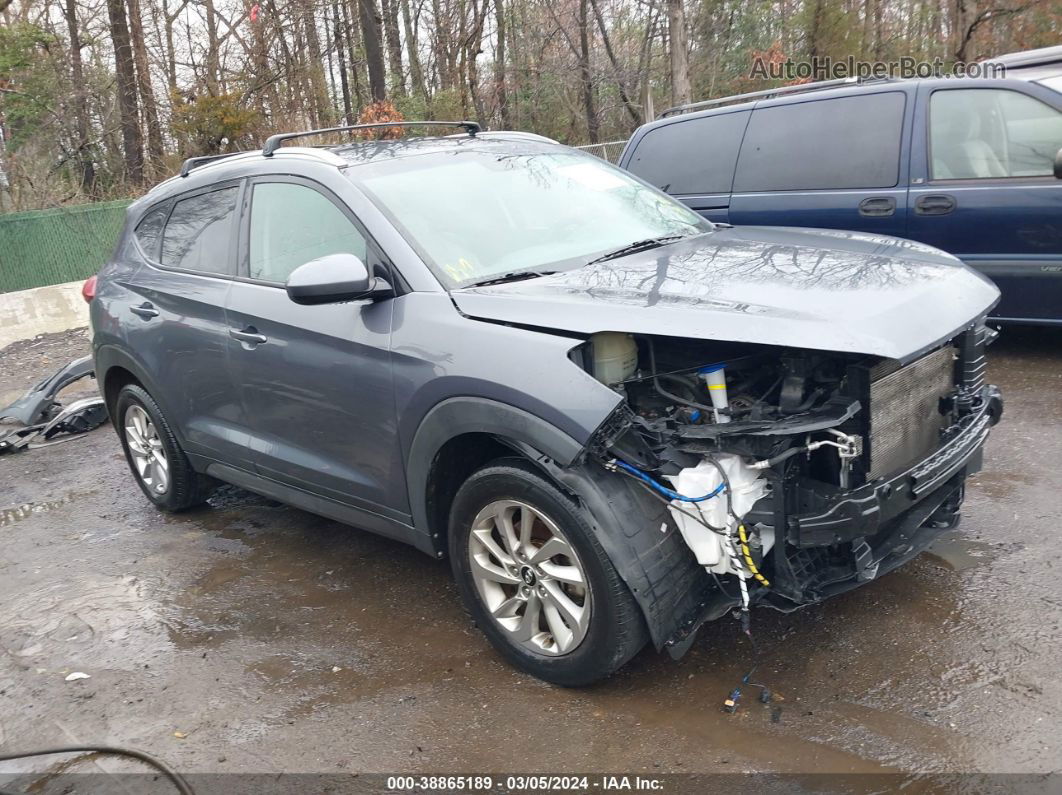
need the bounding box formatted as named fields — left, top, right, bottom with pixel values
left=0, top=280, right=90, bottom=349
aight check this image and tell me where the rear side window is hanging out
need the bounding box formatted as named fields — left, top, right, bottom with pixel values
left=733, top=92, right=906, bottom=191
left=247, top=182, right=367, bottom=283
left=626, top=111, right=750, bottom=195
left=134, top=205, right=168, bottom=260
left=930, top=88, right=1062, bottom=179
left=161, top=186, right=238, bottom=274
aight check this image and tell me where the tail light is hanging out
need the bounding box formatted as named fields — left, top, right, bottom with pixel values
left=81, top=274, right=98, bottom=303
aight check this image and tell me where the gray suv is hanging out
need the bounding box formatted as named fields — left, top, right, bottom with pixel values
left=90, top=122, right=1003, bottom=685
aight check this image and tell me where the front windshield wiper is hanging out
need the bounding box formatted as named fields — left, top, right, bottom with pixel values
left=465, top=270, right=556, bottom=288
left=586, top=235, right=687, bottom=266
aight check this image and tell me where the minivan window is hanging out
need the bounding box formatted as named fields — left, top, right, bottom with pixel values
left=134, top=205, right=168, bottom=260
left=160, top=186, right=238, bottom=274
left=930, top=88, right=1062, bottom=179
left=733, top=92, right=906, bottom=192
left=248, top=182, right=368, bottom=283
left=626, top=111, right=750, bottom=195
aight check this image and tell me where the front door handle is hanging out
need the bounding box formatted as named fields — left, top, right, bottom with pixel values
left=858, top=196, right=896, bottom=217
left=129, top=303, right=159, bottom=319
left=915, top=194, right=957, bottom=215
left=229, top=327, right=268, bottom=346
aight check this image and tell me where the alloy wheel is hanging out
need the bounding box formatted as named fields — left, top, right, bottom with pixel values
left=124, top=404, right=169, bottom=495
left=467, top=499, right=591, bottom=656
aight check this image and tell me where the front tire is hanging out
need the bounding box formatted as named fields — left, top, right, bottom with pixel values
left=449, top=460, right=647, bottom=686
left=115, top=384, right=213, bottom=512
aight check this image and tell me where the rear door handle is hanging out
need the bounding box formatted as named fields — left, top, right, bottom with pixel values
left=229, top=327, right=268, bottom=346
left=858, top=196, right=896, bottom=217
left=129, top=303, right=159, bottom=319
left=915, top=194, right=956, bottom=215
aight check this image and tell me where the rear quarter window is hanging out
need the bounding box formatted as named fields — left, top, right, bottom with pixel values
left=134, top=205, right=168, bottom=261
left=625, top=111, right=750, bottom=195
left=733, top=92, right=906, bottom=192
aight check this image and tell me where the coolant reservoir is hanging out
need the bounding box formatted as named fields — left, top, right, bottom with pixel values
left=591, top=332, right=638, bottom=385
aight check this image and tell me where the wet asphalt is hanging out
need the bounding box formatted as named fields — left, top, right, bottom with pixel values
left=0, top=325, right=1060, bottom=785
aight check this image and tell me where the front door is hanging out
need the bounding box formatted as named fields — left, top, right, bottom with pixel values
left=225, top=176, right=406, bottom=519
left=907, top=83, right=1062, bottom=323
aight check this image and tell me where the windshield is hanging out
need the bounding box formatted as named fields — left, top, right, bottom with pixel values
left=353, top=146, right=712, bottom=288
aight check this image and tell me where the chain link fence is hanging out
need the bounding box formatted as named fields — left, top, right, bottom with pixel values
left=0, top=200, right=132, bottom=293
left=573, top=140, right=628, bottom=164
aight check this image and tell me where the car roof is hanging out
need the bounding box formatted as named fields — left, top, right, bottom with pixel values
left=135, top=130, right=561, bottom=212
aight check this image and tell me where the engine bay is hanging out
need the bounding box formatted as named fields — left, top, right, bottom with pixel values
left=574, top=329, right=976, bottom=616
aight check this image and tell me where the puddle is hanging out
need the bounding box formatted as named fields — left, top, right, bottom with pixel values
left=924, top=530, right=998, bottom=572
left=0, top=492, right=90, bottom=527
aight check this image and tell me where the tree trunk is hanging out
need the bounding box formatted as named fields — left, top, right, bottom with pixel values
left=493, top=0, right=510, bottom=128
left=107, top=0, right=144, bottom=184
left=127, top=0, right=165, bottom=177
left=302, top=0, right=332, bottom=125
left=577, top=0, right=598, bottom=143
left=63, top=0, right=96, bottom=194
left=203, top=0, right=221, bottom=92
left=359, top=0, right=387, bottom=101
left=381, top=0, right=404, bottom=92
left=401, top=0, right=428, bottom=101
left=666, top=0, right=691, bottom=107
left=333, top=0, right=354, bottom=122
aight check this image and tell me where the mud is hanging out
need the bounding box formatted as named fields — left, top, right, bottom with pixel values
left=0, top=325, right=1060, bottom=781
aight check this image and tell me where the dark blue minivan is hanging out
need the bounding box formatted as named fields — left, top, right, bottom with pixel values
left=619, top=50, right=1062, bottom=324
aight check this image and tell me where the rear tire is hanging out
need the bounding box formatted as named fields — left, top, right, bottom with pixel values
left=115, top=384, right=214, bottom=512
left=449, top=459, right=647, bottom=686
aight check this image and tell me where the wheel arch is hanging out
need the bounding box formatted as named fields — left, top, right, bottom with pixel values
left=407, top=397, right=586, bottom=556
left=95, top=345, right=177, bottom=434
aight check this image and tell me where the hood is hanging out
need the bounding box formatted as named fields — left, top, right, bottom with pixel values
left=451, top=226, right=1000, bottom=363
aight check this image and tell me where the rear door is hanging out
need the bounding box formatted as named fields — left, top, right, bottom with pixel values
left=225, top=174, right=406, bottom=520
left=124, top=182, right=249, bottom=465
left=622, top=109, right=750, bottom=222
left=907, top=81, right=1062, bottom=323
left=728, top=89, right=912, bottom=238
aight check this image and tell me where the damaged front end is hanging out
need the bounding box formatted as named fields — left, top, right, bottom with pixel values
left=576, top=324, right=1003, bottom=657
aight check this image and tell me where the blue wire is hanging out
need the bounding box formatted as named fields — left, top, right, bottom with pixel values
left=613, top=459, right=725, bottom=503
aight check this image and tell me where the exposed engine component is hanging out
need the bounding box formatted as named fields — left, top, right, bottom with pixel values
left=666, top=454, right=770, bottom=576
left=588, top=331, right=638, bottom=385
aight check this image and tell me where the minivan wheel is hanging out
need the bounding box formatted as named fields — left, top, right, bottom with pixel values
left=449, top=460, right=647, bottom=686
left=115, top=384, right=213, bottom=512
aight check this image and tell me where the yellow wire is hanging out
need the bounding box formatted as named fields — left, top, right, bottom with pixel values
left=737, top=524, right=770, bottom=587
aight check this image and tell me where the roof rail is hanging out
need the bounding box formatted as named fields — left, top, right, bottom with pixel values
left=262, top=121, right=481, bottom=157
left=982, top=44, right=1062, bottom=69
left=179, top=152, right=244, bottom=178
left=658, top=76, right=896, bottom=118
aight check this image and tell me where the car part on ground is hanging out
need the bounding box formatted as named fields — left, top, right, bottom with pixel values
left=0, top=355, right=107, bottom=455
left=0, top=355, right=96, bottom=426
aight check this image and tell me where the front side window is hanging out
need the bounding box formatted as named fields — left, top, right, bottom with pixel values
left=161, top=187, right=238, bottom=274
left=733, top=92, right=906, bottom=192
left=248, top=182, right=368, bottom=283
left=355, top=147, right=710, bottom=288
left=930, top=88, right=1062, bottom=180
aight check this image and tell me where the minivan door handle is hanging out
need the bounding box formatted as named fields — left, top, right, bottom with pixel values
left=858, top=196, right=896, bottom=217
left=129, top=302, right=159, bottom=319
left=915, top=194, right=956, bottom=215
left=229, top=327, right=268, bottom=346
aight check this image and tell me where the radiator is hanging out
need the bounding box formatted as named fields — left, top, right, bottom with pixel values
left=867, top=346, right=956, bottom=478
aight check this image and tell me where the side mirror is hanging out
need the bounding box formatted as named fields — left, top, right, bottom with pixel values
left=285, top=253, right=393, bottom=305
left=1055, top=147, right=1062, bottom=180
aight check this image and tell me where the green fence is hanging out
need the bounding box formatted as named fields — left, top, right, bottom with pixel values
left=0, top=199, right=132, bottom=293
